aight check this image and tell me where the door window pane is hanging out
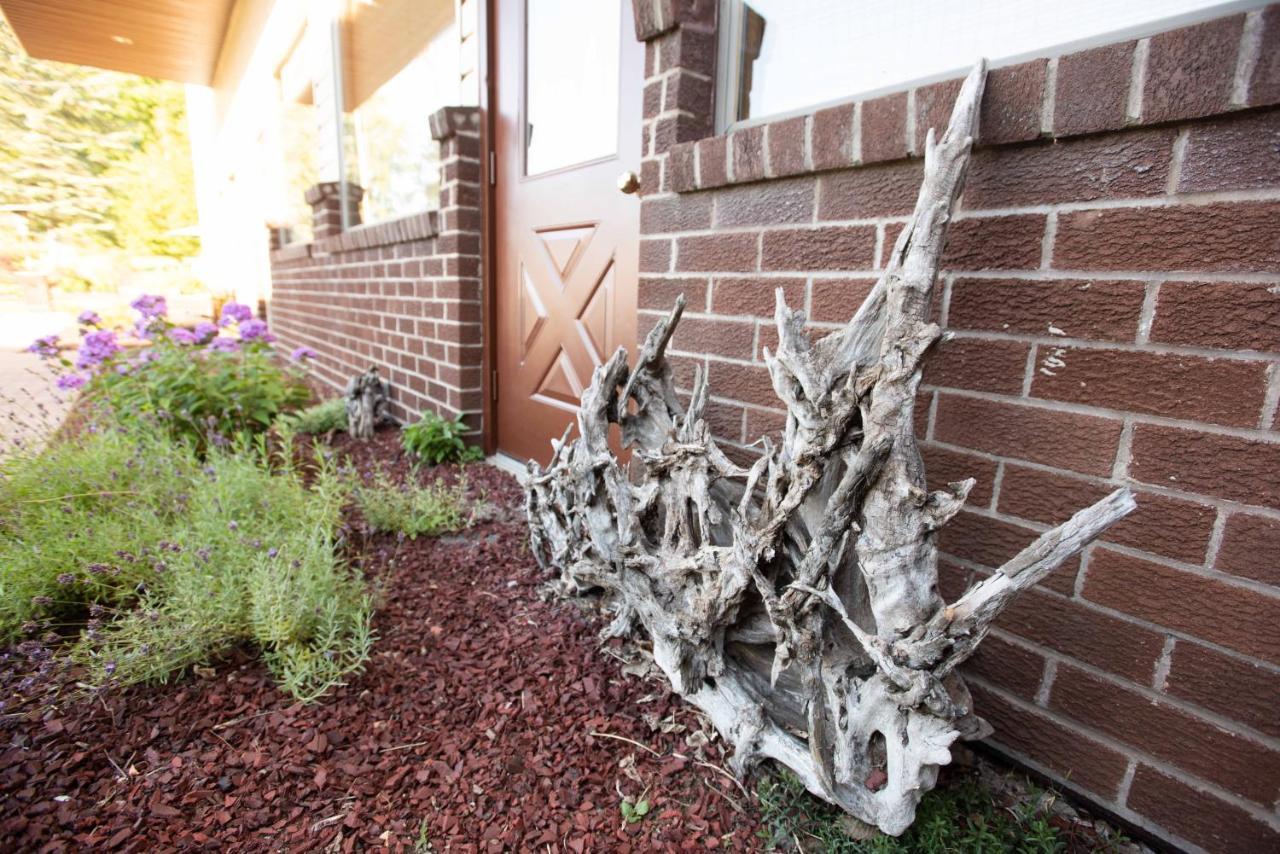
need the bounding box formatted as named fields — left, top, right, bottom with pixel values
left=525, top=0, right=621, bottom=176
left=725, top=0, right=1257, bottom=124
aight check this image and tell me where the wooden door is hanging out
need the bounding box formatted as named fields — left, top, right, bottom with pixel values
left=493, top=0, right=643, bottom=464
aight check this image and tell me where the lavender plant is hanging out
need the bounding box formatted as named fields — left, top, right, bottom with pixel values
left=355, top=468, right=467, bottom=539
left=0, top=423, right=373, bottom=705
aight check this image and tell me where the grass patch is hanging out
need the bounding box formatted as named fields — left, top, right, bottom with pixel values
left=355, top=469, right=468, bottom=538
left=757, top=767, right=1070, bottom=853
left=0, top=424, right=372, bottom=703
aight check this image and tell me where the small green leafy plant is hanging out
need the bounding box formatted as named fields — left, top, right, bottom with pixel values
left=401, top=411, right=484, bottom=465
left=619, top=797, right=651, bottom=825
left=278, top=397, right=347, bottom=435
left=756, top=767, right=1071, bottom=853
left=355, top=469, right=468, bottom=539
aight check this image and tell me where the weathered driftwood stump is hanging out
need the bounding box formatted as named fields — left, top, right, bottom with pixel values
left=345, top=367, right=391, bottom=439
left=522, top=63, right=1135, bottom=835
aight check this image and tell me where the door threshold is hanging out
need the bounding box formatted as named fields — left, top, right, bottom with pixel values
left=486, top=451, right=528, bottom=478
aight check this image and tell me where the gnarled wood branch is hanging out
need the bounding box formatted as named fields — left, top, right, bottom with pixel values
left=522, top=62, right=1135, bottom=835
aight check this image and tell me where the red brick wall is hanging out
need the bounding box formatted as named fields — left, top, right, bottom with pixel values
left=268, top=108, right=484, bottom=429
left=635, top=3, right=1280, bottom=851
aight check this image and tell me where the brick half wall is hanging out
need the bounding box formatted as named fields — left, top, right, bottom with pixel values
left=268, top=107, right=484, bottom=430
left=634, top=2, right=1280, bottom=851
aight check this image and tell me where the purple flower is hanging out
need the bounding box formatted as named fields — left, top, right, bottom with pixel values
left=77, top=310, right=102, bottom=327
left=31, top=595, right=52, bottom=607
left=56, top=573, right=75, bottom=585
left=168, top=328, right=197, bottom=345
left=209, top=337, right=240, bottom=354
left=267, top=547, right=279, bottom=558
left=75, top=330, right=121, bottom=370
left=26, top=334, right=59, bottom=359
left=56, top=373, right=87, bottom=391
left=219, top=302, right=254, bottom=327
left=193, top=321, right=219, bottom=343
left=290, top=346, right=318, bottom=362
left=237, top=317, right=272, bottom=342
left=130, top=294, right=168, bottom=319
left=103, top=661, right=117, bottom=676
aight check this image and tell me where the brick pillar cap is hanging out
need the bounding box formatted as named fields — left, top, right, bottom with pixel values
left=304, top=181, right=364, bottom=206
left=429, top=107, right=481, bottom=142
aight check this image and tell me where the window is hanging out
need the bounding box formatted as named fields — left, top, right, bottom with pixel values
left=341, top=0, right=457, bottom=223
left=524, top=0, right=621, bottom=175
left=718, top=0, right=1262, bottom=128
left=275, top=29, right=318, bottom=244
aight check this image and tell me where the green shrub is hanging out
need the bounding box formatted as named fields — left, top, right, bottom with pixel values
left=401, top=411, right=484, bottom=465
left=756, top=767, right=1071, bottom=853
left=356, top=470, right=467, bottom=538
left=278, top=397, right=347, bottom=435
left=0, top=425, right=372, bottom=703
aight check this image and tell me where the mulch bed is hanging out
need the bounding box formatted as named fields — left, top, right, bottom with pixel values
left=1, top=429, right=761, bottom=851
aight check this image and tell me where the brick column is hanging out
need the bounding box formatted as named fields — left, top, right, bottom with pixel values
left=304, top=181, right=363, bottom=239
left=427, top=106, right=484, bottom=431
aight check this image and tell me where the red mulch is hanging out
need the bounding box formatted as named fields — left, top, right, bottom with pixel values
left=1, top=429, right=761, bottom=851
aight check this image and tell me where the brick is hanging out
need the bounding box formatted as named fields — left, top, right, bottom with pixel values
left=938, top=509, right=1079, bottom=595
left=1165, top=642, right=1280, bottom=739
left=1030, top=346, right=1269, bottom=428
left=761, top=225, right=875, bottom=271
left=713, top=178, right=814, bottom=228
left=1130, top=423, right=1280, bottom=510
left=706, top=360, right=775, bottom=408
left=809, top=278, right=876, bottom=323
left=643, top=79, right=662, bottom=119
left=731, top=125, right=766, bottom=183
left=1249, top=6, right=1280, bottom=106
left=1050, top=664, right=1280, bottom=804
left=710, top=276, right=805, bottom=318
left=979, top=60, right=1047, bottom=145
left=657, top=25, right=715, bottom=77
left=665, top=69, right=712, bottom=116
left=946, top=277, right=1145, bottom=343
left=962, top=633, right=1045, bottom=702
left=1127, top=765, right=1280, bottom=852
left=766, top=116, right=806, bottom=177
left=1143, top=14, right=1243, bottom=124
left=942, top=215, right=1046, bottom=271
left=640, top=193, right=712, bottom=233
left=1085, top=547, right=1280, bottom=664
left=997, top=464, right=1215, bottom=565
left=970, top=683, right=1127, bottom=797
left=1149, top=280, right=1280, bottom=353
left=638, top=276, right=707, bottom=311
left=913, top=77, right=964, bottom=153
left=744, top=407, right=787, bottom=443
left=922, top=444, right=997, bottom=508
left=667, top=142, right=696, bottom=192
left=668, top=316, right=755, bottom=360
left=1216, top=513, right=1280, bottom=585
left=674, top=232, right=757, bottom=272
left=924, top=337, right=1028, bottom=396
left=935, top=393, right=1122, bottom=476
left=998, top=583, right=1166, bottom=681
left=860, top=92, right=908, bottom=164
left=640, top=238, right=672, bottom=272
left=817, top=160, right=923, bottom=220
left=703, top=398, right=745, bottom=442
left=810, top=102, right=855, bottom=171
left=695, top=135, right=728, bottom=188
left=1052, top=41, right=1135, bottom=136
left=1054, top=201, right=1280, bottom=273
left=640, top=156, right=663, bottom=195
left=1179, top=110, right=1280, bottom=193
left=964, top=129, right=1174, bottom=210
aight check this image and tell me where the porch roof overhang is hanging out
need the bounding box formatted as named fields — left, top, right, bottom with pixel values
left=0, top=0, right=235, bottom=84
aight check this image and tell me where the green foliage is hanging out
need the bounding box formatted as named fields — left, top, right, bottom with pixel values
left=0, top=19, right=198, bottom=254
left=355, top=470, right=467, bottom=539
left=0, top=426, right=372, bottom=702
left=401, top=411, right=484, bottom=465
left=619, top=798, right=651, bottom=824
left=90, top=339, right=310, bottom=449
left=278, top=397, right=348, bottom=435
left=756, top=768, right=1069, bottom=853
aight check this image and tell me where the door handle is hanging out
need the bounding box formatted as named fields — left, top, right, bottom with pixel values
left=616, top=171, right=640, bottom=194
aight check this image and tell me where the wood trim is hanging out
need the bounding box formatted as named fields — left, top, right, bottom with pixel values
left=479, top=0, right=497, bottom=455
